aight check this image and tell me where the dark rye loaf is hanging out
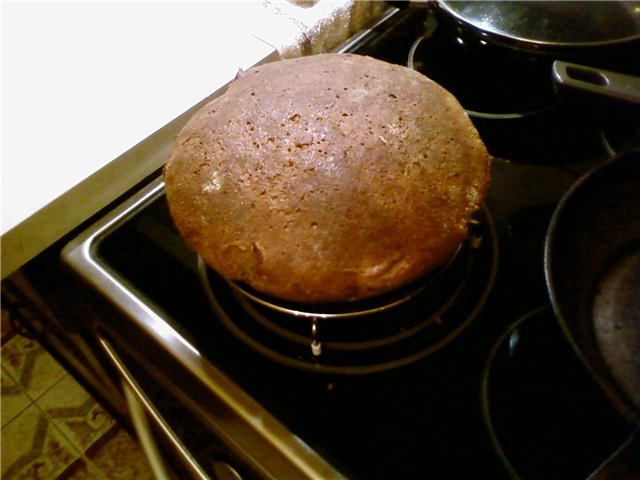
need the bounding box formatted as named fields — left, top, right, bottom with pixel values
left=164, top=53, right=491, bottom=303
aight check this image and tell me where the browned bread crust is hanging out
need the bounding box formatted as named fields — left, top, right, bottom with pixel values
left=164, top=53, right=490, bottom=303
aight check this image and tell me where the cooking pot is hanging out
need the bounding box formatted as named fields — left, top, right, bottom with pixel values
left=544, top=151, right=640, bottom=425
left=426, top=0, right=640, bottom=83
left=430, top=0, right=640, bottom=110
left=432, top=1, right=640, bottom=54
left=404, top=1, right=640, bottom=160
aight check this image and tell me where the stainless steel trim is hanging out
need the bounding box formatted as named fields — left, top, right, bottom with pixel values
left=332, top=6, right=401, bottom=53
left=62, top=177, right=347, bottom=480
left=61, top=10, right=417, bottom=477
left=99, top=334, right=211, bottom=480
left=123, top=383, right=175, bottom=480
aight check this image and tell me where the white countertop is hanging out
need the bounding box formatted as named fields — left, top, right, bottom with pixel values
left=2, top=1, right=386, bottom=279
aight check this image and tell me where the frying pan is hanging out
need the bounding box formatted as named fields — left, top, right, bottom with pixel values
left=544, top=151, right=640, bottom=426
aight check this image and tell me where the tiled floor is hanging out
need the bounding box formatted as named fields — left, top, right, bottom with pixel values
left=1, top=320, right=155, bottom=480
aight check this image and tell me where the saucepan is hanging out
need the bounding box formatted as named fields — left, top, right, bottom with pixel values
left=429, top=0, right=640, bottom=109
left=430, top=1, right=640, bottom=55
left=405, top=1, right=640, bottom=159
left=544, top=151, right=640, bottom=426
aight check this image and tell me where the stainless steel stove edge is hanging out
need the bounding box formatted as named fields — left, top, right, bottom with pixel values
left=59, top=8, right=420, bottom=477
left=61, top=177, right=348, bottom=480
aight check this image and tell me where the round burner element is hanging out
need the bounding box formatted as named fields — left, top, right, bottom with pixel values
left=406, top=29, right=621, bottom=163
left=407, top=32, right=558, bottom=118
left=226, top=242, right=462, bottom=320
left=200, top=207, right=497, bottom=375
left=481, top=307, right=634, bottom=479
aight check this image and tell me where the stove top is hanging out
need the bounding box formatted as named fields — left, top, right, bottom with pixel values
left=63, top=6, right=639, bottom=479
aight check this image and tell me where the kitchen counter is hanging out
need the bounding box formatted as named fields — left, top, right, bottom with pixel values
left=1, top=0, right=386, bottom=279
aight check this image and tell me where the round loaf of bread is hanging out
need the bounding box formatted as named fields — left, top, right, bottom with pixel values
left=164, top=53, right=490, bottom=304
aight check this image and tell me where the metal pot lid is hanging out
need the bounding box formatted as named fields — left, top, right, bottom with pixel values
left=436, top=1, right=640, bottom=50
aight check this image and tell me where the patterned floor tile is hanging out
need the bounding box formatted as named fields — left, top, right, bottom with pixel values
left=58, top=458, right=108, bottom=480
left=1, top=403, right=80, bottom=480
left=37, top=374, right=115, bottom=453
left=1, top=366, right=31, bottom=428
left=85, top=427, right=155, bottom=480
left=1, top=335, right=67, bottom=400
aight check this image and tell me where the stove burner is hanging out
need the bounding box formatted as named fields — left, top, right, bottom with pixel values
left=406, top=30, right=623, bottom=163
left=481, top=307, right=634, bottom=479
left=199, top=207, right=497, bottom=375
left=225, top=242, right=462, bottom=320
left=407, top=34, right=557, bottom=118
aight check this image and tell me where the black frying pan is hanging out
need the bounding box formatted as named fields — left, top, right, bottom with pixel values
left=545, top=151, right=640, bottom=426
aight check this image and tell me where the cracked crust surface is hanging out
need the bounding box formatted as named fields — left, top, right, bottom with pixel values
left=164, top=53, right=490, bottom=303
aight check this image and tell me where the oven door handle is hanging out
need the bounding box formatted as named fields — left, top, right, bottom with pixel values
left=97, top=334, right=213, bottom=480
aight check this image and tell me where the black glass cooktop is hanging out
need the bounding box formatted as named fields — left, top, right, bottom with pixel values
left=94, top=158, right=634, bottom=479
left=85, top=7, right=638, bottom=480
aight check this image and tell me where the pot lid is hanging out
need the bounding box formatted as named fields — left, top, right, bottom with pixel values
left=436, top=1, right=640, bottom=49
